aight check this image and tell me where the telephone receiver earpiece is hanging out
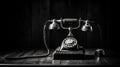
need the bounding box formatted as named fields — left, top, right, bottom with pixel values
left=81, top=25, right=93, bottom=32
left=81, top=20, right=93, bottom=32
left=49, top=19, right=60, bottom=30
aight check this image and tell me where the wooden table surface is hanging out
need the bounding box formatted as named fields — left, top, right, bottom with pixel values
left=0, top=48, right=119, bottom=65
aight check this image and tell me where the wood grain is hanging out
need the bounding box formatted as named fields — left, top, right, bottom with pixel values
left=0, top=49, right=110, bottom=65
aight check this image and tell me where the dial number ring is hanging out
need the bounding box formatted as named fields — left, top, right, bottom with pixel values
left=63, top=37, right=77, bottom=48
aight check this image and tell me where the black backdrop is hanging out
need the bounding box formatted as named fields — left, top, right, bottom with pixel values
left=4, top=0, right=113, bottom=52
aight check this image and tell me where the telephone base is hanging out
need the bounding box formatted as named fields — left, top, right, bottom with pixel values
left=53, top=47, right=85, bottom=60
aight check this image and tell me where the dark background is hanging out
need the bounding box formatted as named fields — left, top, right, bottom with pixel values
left=4, top=0, right=113, bottom=52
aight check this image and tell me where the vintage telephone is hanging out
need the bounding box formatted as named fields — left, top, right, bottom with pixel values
left=44, top=18, right=105, bottom=64
left=45, top=18, right=92, bottom=60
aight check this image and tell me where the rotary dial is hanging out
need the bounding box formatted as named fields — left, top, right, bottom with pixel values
left=63, top=37, right=77, bottom=48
